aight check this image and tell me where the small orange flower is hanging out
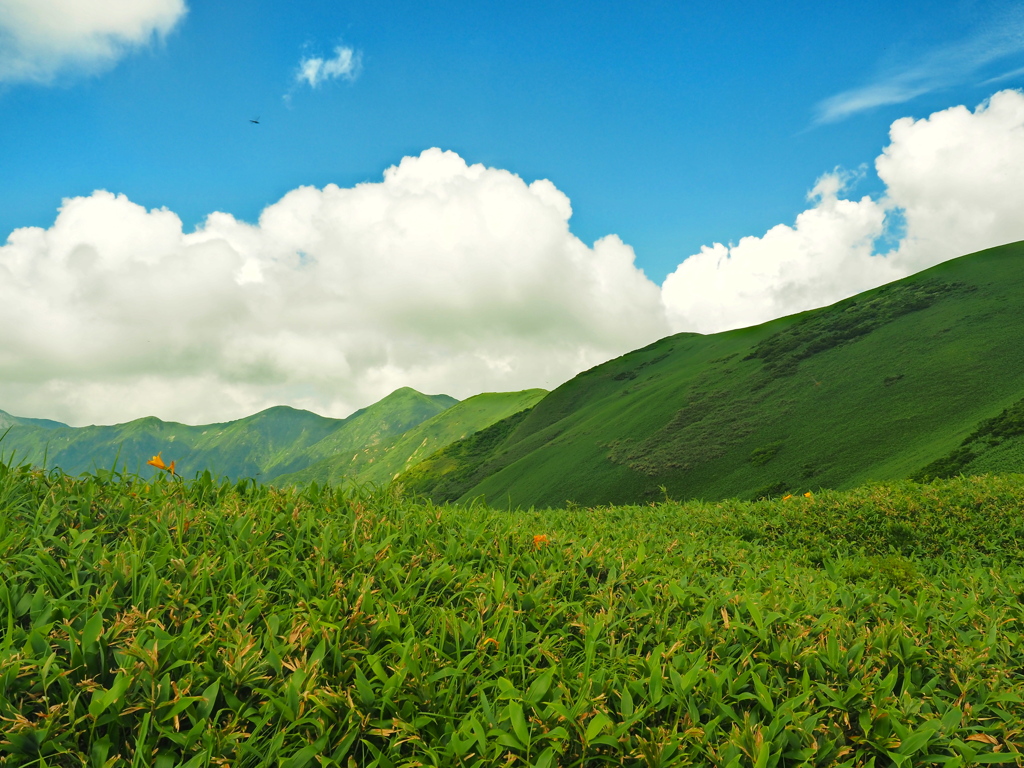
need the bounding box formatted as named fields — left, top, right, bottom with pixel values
left=804, top=491, right=813, bottom=498
left=782, top=494, right=793, bottom=500
left=147, top=453, right=177, bottom=475
left=533, top=534, right=549, bottom=549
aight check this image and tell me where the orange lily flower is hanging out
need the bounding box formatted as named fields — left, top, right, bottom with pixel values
left=147, top=453, right=177, bottom=475
left=533, top=534, right=549, bottom=548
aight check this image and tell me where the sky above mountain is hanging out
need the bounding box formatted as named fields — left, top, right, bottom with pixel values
left=3, top=0, right=1024, bottom=426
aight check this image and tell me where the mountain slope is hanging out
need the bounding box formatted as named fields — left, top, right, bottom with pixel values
left=270, top=387, right=460, bottom=483
left=277, top=389, right=547, bottom=487
left=0, top=410, right=68, bottom=430
left=400, top=241, right=1024, bottom=508
left=0, top=388, right=457, bottom=481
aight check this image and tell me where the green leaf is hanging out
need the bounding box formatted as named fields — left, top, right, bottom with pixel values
left=585, top=712, right=611, bottom=743
left=282, top=735, right=330, bottom=768
left=90, top=737, right=112, bottom=768
left=354, top=664, right=375, bottom=707
left=508, top=700, right=530, bottom=748
left=198, top=680, right=220, bottom=720
left=972, top=754, right=1024, bottom=764
left=898, top=722, right=942, bottom=756
left=747, top=600, right=764, bottom=633
left=941, top=707, right=963, bottom=732
left=620, top=687, right=634, bottom=720
left=532, top=747, right=556, bottom=768
left=495, top=731, right=526, bottom=751
left=497, top=677, right=521, bottom=700
left=648, top=661, right=664, bottom=705
left=525, top=670, right=553, bottom=706
left=751, top=671, right=775, bottom=715
left=83, top=612, right=104, bottom=658
left=754, top=739, right=772, bottom=768
left=88, top=671, right=131, bottom=718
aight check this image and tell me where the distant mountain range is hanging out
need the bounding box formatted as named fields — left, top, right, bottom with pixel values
left=0, top=387, right=547, bottom=485
left=4, top=241, right=1023, bottom=506
left=400, top=241, right=1024, bottom=507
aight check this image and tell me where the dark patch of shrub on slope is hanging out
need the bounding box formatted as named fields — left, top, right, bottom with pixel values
left=915, top=396, right=1024, bottom=481
left=744, top=279, right=975, bottom=379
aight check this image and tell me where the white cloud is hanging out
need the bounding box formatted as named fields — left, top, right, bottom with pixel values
left=662, top=174, right=895, bottom=334
left=0, top=0, right=186, bottom=84
left=0, top=149, right=669, bottom=425
left=295, top=44, right=361, bottom=88
left=5, top=92, right=1024, bottom=426
left=877, top=89, right=1024, bottom=270
left=663, top=89, right=1024, bottom=333
left=814, top=12, right=1024, bottom=124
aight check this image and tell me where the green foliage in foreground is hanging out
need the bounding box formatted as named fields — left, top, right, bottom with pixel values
left=2, top=466, right=1024, bottom=767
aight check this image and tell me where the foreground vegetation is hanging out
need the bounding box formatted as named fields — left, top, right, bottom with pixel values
left=2, top=464, right=1024, bottom=767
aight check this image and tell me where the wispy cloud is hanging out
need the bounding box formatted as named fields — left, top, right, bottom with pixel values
left=295, top=44, right=361, bottom=88
left=981, top=64, right=1024, bottom=87
left=813, top=12, right=1024, bottom=124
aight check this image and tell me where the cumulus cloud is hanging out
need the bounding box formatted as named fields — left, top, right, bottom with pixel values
left=295, top=44, right=361, bottom=88
left=0, top=0, right=186, bottom=84
left=814, top=12, right=1024, bottom=124
left=662, top=174, right=896, bottom=334
left=5, top=92, right=1024, bottom=426
left=0, top=149, right=669, bottom=425
left=876, top=89, right=1024, bottom=270
left=663, top=89, right=1024, bottom=333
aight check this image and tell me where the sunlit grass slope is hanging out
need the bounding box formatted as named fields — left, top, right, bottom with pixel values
left=276, top=389, right=547, bottom=487
left=2, top=464, right=1023, bottom=766
left=276, top=388, right=459, bottom=479
left=0, top=387, right=457, bottom=482
left=402, top=241, right=1024, bottom=508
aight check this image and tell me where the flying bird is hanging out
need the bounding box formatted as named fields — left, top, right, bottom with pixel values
left=250, top=116, right=260, bottom=125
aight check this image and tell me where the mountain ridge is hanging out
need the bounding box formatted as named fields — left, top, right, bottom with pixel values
left=399, top=241, right=1024, bottom=507
left=0, top=386, right=551, bottom=488
left=0, top=388, right=450, bottom=481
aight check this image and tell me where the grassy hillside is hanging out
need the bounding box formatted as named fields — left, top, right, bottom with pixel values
left=0, top=409, right=68, bottom=430
left=272, top=387, right=459, bottom=479
left=0, top=387, right=456, bottom=482
left=276, top=389, right=547, bottom=487
left=2, top=462, right=1023, bottom=766
left=402, top=241, right=1024, bottom=508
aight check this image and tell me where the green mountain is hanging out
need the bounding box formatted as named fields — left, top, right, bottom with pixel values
left=400, top=241, right=1024, bottom=508
left=0, top=409, right=67, bottom=430
left=275, top=389, right=548, bottom=487
left=0, top=387, right=457, bottom=482
left=280, top=387, right=459, bottom=475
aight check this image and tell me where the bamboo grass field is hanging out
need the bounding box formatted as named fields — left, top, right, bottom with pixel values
left=2, top=460, right=1024, bottom=767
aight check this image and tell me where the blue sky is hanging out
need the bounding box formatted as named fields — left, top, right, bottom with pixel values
left=3, top=0, right=1024, bottom=425
left=5, top=0, right=1023, bottom=282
